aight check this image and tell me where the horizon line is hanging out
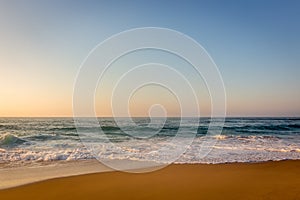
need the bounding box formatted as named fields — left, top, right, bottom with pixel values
left=0, top=116, right=299, bottom=118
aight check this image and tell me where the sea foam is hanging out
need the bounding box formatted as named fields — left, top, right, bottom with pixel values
left=0, top=117, right=299, bottom=165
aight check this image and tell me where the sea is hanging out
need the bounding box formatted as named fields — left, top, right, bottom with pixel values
left=0, top=117, right=299, bottom=166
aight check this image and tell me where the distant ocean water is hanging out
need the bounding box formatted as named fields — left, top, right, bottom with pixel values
left=0, top=118, right=299, bottom=165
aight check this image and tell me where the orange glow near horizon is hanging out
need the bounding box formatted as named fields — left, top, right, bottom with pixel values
left=0, top=65, right=299, bottom=117
left=1, top=86, right=299, bottom=117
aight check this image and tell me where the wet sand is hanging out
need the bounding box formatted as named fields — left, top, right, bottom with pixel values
left=1, top=160, right=299, bottom=200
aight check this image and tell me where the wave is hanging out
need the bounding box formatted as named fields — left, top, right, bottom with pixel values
left=202, top=134, right=281, bottom=141
left=48, top=127, right=77, bottom=131
left=0, top=133, right=27, bottom=147
left=0, top=118, right=299, bottom=165
left=66, top=126, right=121, bottom=132
left=0, top=145, right=299, bottom=163
left=0, top=124, right=21, bottom=130
left=222, top=123, right=300, bottom=132
left=288, top=124, right=300, bottom=129
left=24, top=134, right=59, bottom=141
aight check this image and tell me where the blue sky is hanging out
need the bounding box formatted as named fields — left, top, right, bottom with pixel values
left=0, top=0, right=299, bottom=116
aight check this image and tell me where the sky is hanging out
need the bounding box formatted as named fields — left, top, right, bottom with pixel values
left=0, top=0, right=299, bottom=117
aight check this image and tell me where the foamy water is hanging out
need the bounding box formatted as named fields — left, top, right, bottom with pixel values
left=0, top=118, right=299, bottom=166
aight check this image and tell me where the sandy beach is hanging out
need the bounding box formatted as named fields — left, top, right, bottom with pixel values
left=0, top=160, right=299, bottom=200
left=1, top=0, right=300, bottom=199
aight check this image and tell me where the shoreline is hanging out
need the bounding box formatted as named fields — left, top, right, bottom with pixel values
left=1, top=160, right=299, bottom=199
left=0, top=159, right=112, bottom=189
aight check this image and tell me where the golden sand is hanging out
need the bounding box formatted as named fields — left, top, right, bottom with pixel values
left=1, top=160, right=299, bottom=200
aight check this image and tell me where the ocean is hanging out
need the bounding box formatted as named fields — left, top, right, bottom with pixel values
left=0, top=117, right=299, bottom=166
